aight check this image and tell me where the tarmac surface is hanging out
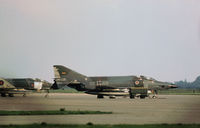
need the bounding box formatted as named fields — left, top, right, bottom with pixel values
left=0, top=93, right=200, bottom=125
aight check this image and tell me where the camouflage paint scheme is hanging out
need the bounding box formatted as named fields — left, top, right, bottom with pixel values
left=6, top=78, right=51, bottom=90
left=0, top=78, right=28, bottom=97
left=52, top=65, right=177, bottom=98
left=0, top=78, right=51, bottom=97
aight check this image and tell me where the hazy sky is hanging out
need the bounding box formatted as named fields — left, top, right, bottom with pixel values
left=0, top=0, right=200, bottom=82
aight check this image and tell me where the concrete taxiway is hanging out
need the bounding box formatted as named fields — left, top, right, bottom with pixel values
left=0, top=93, right=200, bottom=124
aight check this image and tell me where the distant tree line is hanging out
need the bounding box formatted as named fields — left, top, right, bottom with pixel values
left=175, top=76, right=200, bottom=89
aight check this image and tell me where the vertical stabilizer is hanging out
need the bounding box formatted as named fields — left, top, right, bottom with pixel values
left=0, top=78, right=15, bottom=89
left=53, top=65, right=87, bottom=84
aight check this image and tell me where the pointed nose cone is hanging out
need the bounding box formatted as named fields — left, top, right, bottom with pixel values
left=168, top=84, right=178, bottom=88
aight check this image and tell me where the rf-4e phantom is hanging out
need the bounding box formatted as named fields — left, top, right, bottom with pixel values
left=52, top=65, right=177, bottom=99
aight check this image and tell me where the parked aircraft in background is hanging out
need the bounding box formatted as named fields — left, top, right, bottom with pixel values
left=52, top=65, right=177, bottom=99
left=6, top=78, right=51, bottom=90
left=0, top=78, right=51, bottom=97
left=0, top=78, right=28, bottom=97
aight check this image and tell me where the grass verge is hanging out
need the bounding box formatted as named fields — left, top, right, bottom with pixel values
left=158, top=89, right=200, bottom=95
left=0, top=124, right=200, bottom=128
left=0, top=110, right=112, bottom=116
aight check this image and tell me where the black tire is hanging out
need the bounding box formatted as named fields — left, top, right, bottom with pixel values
left=140, top=95, right=146, bottom=99
left=8, top=93, right=14, bottom=97
left=109, top=96, right=116, bottom=99
left=1, top=93, right=6, bottom=97
left=130, top=94, right=135, bottom=99
left=97, top=95, right=104, bottom=99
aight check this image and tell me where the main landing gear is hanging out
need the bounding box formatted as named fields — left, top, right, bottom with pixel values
left=97, top=94, right=104, bottom=99
left=8, top=93, right=14, bottom=97
left=1, top=93, right=6, bottom=97
left=1, top=93, right=14, bottom=97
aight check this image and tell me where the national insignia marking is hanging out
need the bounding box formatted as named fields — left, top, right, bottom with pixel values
left=0, top=80, right=4, bottom=85
left=62, top=72, right=67, bottom=75
left=135, top=81, right=140, bottom=85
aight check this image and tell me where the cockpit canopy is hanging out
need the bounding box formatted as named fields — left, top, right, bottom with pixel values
left=139, top=75, right=156, bottom=81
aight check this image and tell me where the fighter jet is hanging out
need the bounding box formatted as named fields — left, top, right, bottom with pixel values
left=5, top=78, right=51, bottom=90
left=52, top=65, right=177, bottom=99
left=0, top=78, right=28, bottom=97
left=0, top=77, right=52, bottom=97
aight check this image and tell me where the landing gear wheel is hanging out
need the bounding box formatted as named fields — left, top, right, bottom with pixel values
left=1, top=93, right=6, bottom=97
left=109, top=96, right=116, bottom=99
left=152, top=95, right=157, bottom=99
left=23, top=93, right=26, bottom=97
left=8, top=93, right=14, bottom=97
left=140, top=95, right=146, bottom=99
left=129, top=94, right=135, bottom=99
left=97, top=95, right=104, bottom=99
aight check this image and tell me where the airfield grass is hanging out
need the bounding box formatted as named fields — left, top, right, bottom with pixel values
left=1, top=124, right=200, bottom=128
left=0, top=110, right=112, bottom=116
left=158, top=89, right=200, bottom=95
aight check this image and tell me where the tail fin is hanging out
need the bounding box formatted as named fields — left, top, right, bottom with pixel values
left=0, top=78, right=15, bottom=89
left=53, top=65, right=87, bottom=84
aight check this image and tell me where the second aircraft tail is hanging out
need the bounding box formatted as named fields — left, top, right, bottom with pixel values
left=53, top=65, right=87, bottom=84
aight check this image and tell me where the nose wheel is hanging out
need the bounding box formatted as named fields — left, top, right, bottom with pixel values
left=150, top=90, right=158, bottom=99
